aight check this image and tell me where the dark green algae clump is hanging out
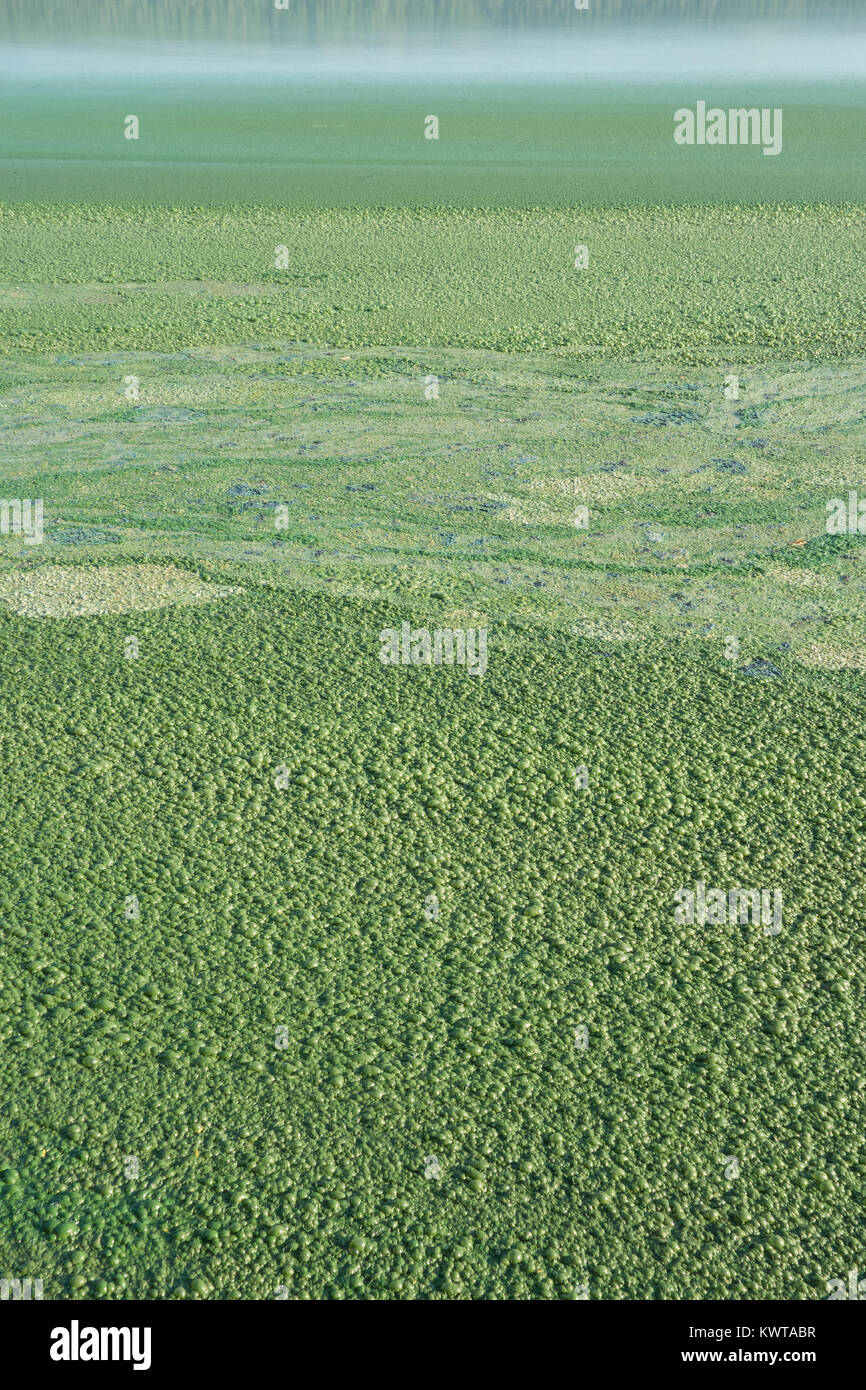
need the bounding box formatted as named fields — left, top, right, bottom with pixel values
left=0, top=583, right=863, bottom=1300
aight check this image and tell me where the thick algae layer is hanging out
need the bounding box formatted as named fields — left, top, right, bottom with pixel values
left=1, top=204, right=864, bottom=361
left=0, top=584, right=863, bottom=1300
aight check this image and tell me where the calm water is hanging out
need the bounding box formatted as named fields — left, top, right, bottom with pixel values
left=1, top=18, right=864, bottom=205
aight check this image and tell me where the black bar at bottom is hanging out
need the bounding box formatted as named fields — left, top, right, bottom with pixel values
left=3, top=1297, right=858, bottom=1379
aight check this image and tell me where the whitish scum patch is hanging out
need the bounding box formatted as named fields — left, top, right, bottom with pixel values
left=0, top=564, right=243, bottom=618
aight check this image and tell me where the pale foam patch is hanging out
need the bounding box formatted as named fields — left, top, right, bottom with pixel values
left=796, top=643, right=866, bottom=671
left=0, top=564, right=243, bottom=618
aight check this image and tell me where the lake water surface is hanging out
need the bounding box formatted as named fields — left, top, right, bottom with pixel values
left=1, top=19, right=863, bottom=204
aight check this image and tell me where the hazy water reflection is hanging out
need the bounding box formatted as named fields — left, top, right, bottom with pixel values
left=2, top=23, right=865, bottom=85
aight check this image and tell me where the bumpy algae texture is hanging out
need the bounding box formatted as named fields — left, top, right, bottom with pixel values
left=0, top=54, right=864, bottom=1299
left=1, top=204, right=865, bottom=361
left=0, top=585, right=863, bottom=1300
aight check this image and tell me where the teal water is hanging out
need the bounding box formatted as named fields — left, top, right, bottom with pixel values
left=1, top=80, right=862, bottom=206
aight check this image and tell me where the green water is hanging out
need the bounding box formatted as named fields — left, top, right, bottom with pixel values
left=2, top=80, right=865, bottom=206
left=2, top=1, right=865, bottom=205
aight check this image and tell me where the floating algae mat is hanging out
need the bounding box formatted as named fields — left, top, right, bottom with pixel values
left=2, top=0, right=866, bottom=1314
left=0, top=565, right=243, bottom=618
left=0, top=586, right=863, bottom=1300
